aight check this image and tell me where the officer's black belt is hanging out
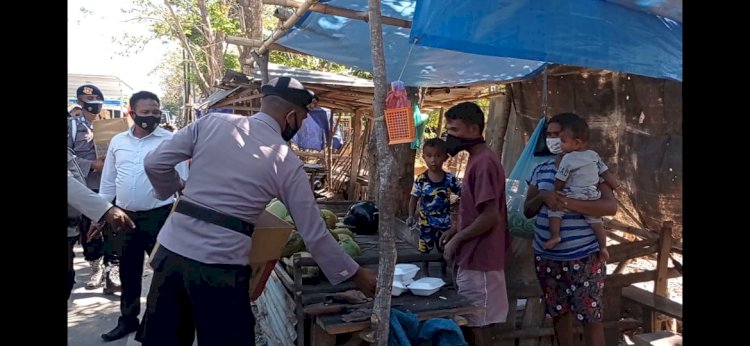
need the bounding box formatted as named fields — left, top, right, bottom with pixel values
left=174, top=199, right=254, bottom=237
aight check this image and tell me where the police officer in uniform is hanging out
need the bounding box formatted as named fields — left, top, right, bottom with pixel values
left=68, top=84, right=122, bottom=292
left=139, top=77, right=376, bottom=345
left=67, top=148, right=135, bottom=300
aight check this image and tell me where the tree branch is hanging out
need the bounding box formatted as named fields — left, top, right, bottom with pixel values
left=162, top=0, right=211, bottom=95
left=197, top=0, right=222, bottom=90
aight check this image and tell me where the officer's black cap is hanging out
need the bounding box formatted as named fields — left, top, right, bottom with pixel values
left=261, top=77, right=317, bottom=111
left=76, top=84, right=104, bottom=103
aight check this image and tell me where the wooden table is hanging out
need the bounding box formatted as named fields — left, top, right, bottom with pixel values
left=311, top=288, right=478, bottom=344
left=276, top=235, right=445, bottom=297
left=275, top=234, right=479, bottom=345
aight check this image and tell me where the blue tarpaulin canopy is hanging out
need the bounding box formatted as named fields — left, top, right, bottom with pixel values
left=276, top=0, right=547, bottom=87
left=409, top=0, right=682, bottom=81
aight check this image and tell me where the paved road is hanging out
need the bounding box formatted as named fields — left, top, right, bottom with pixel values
left=68, top=244, right=264, bottom=346
left=67, top=244, right=153, bottom=346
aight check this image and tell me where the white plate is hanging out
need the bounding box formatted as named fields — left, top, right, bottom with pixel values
left=408, top=277, right=446, bottom=296
left=392, top=280, right=408, bottom=296
left=394, top=263, right=420, bottom=283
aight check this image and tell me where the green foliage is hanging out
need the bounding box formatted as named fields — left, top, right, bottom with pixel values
left=152, top=50, right=184, bottom=123
left=110, top=0, right=375, bottom=113
left=114, top=0, right=241, bottom=93
left=268, top=51, right=372, bottom=79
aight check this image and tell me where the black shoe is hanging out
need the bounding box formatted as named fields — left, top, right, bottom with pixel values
left=101, top=321, right=138, bottom=342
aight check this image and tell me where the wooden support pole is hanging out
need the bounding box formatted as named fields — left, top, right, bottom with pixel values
left=348, top=110, right=363, bottom=199
left=226, top=36, right=264, bottom=47
left=435, top=107, right=444, bottom=137
left=293, top=253, right=305, bottom=346
left=653, top=221, right=675, bottom=332
left=247, top=0, right=319, bottom=67
left=264, top=0, right=412, bottom=28
left=367, top=0, right=395, bottom=344
left=603, top=286, right=622, bottom=346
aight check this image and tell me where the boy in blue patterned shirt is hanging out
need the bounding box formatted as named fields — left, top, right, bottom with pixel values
left=408, top=139, right=461, bottom=273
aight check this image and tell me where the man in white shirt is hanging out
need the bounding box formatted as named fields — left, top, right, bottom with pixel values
left=97, top=91, right=189, bottom=342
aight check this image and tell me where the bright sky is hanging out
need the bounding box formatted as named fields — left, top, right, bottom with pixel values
left=68, top=0, right=178, bottom=96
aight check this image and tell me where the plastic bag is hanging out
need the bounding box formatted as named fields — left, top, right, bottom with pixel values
left=343, top=201, right=379, bottom=235
left=411, top=103, right=430, bottom=149
left=506, top=116, right=555, bottom=239
left=385, top=80, right=410, bottom=109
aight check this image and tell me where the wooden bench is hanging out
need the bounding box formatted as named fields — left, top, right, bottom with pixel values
left=621, top=285, right=682, bottom=334
left=633, top=331, right=682, bottom=346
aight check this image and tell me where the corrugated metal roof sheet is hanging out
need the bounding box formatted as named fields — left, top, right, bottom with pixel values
left=254, top=271, right=297, bottom=346
left=67, top=74, right=135, bottom=100
left=197, top=86, right=243, bottom=110
left=254, top=63, right=373, bottom=88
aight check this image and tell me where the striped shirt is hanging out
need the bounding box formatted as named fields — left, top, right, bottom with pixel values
left=527, top=159, right=600, bottom=261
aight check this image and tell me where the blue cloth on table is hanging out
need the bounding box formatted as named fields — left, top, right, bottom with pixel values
left=388, top=308, right=467, bottom=346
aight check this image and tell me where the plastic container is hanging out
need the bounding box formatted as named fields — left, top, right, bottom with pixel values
left=394, top=263, right=420, bottom=283
left=408, top=277, right=446, bottom=296
left=392, top=280, right=408, bottom=296
left=385, top=107, right=415, bottom=144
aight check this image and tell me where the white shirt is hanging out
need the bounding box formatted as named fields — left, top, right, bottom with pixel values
left=99, top=126, right=189, bottom=212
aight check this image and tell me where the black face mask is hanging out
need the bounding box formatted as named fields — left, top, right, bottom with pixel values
left=134, top=115, right=160, bottom=133
left=83, top=102, right=102, bottom=114
left=281, top=112, right=300, bottom=141
left=444, top=134, right=485, bottom=156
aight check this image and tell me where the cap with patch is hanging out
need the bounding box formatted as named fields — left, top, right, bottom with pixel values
left=76, top=84, right=104, bottom=104
left=261, top=77, right=317, bottom=111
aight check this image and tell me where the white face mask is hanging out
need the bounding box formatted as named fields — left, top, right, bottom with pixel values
left=546, top=137, right=562, bottom=154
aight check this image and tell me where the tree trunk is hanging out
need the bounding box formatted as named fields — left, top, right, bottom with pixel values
left=367, top=136, right=379, bottom=202
left=367, top=1, right=395, bottom=344
left=239, top=0, right=264, bottom=75
left=484, top=93, right=511, bottom=162
left=394, top=87, right=418, bottom=218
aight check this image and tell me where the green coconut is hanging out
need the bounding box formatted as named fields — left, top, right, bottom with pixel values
left=281, top=231, right=306, bottom=258
left=336, top=234, right=354, bottom=242
left=320, top=209, right=338, bottom=229
left=332, top=228, right=356, bottom=239
left=266, top=199, right=290, bottom=220
left=339, top=238, right=362, bottom=257
left=284, top=251, right=319, bottom=277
